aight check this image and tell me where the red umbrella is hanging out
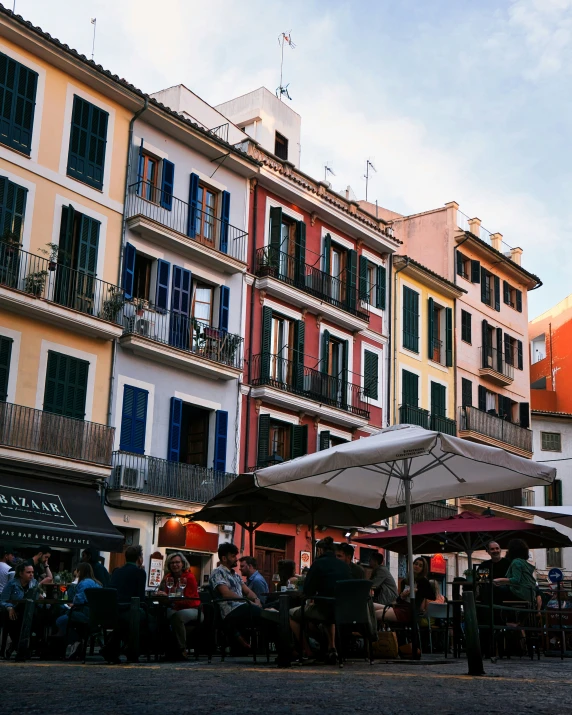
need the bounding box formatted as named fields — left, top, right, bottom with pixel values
left=355, top=511, right=572, bottom=567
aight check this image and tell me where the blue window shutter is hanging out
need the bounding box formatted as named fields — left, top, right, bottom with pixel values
left=219, top=285, right=230, bottom=331
left=220, top=190, right=230, bottom=253
left=168, top=396, right=183, bottom=462
left=169, top=266, right=191, bottom=349
left=214, top=410, right=228, bottom=472
left=155, top=259, right=170, bottom=310
left=0, top=335, right=13, bottom=402
left=120, top=385, right=148, bottom=454
left=187, top=173, right=199, bottom=238
left=160, top=159, right=175, bottom=210
left=123, top=243, right=136, bottom=300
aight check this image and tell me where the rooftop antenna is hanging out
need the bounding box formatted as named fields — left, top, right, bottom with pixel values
left=90, top=18, right=97, bottom=62
left=324, top=162, right=336, bottom=183
left=364, top=159, right=376, bottom=202
left=276, top=31, right=295, bottom=101
left=12, top=1, right=16, bottom=12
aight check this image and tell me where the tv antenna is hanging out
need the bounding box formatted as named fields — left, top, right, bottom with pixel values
left=324, top=162, right=336, bottom=183
left=276, top=31, right=295, bottom=101
left=90, top=18, right=97, bottom=62
left=364, top=158, right=377, bottom=202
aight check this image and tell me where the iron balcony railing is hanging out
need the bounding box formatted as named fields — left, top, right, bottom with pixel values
left=255, top=247, right=370, bottom=321
left=476, top=488, right=535, bottom=509
left=110, top=451, right=237, bottom=504
left=431, top=337, right=443, bottom=365
left=399, top=405, right=456, bottom=435
left=480, top=346, right=514, bottom=379
left=121, top=300, right=243, bottom=370
left=0, top=402, right=114, bottom=466
left=0, top=239, right=124, bottom=324
left=127, top=182, right=248, bottom=263
left=251, top=353, right=370, bottom=418
left=429, top=414, right=457, bottom=436
left=398, top=502, right=457, bottom=525
left=459, top=406, right=532, bottom=453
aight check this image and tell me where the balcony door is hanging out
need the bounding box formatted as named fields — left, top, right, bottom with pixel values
left=271, top=314, right=294, bottom=384
left=322, top=330, right=348, bottom=406
left=195, top=183, right=217, bottom=246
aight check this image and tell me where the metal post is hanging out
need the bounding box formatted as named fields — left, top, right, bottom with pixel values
left=404, top=470, right=420, bottom=659
left=310, top=507, right=316, bottom=564
left=463, top=590, right=485, bottom=675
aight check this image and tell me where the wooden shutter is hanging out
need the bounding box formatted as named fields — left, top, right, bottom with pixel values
left=77, top=213, right=100, bottom=279
left=376, top=264, right=386, bottom=309
left=219, top=285, right=230, bottom=331
left=346, top=249, right=357, bottom=311
left=155, top=259, right=170, bottom=310
left=295, top=220, right=306, bottom=285
left=213, top=410, right=228, bottom=472
left=480, top=267, right=488, bottom=304
left=122, top=243, right=136, bottom=300
left=137, top=138, right=144, bottom=185
left=220, top=190, right=230, bottom=253
left=0, top=334, right=13, bottom=401
left=481, top=320, right=489, bottom=368
left=186, top=173, right=199, bottom=238
left=515, top=289, right=522, bottom=313
left=160, top=159, right=175, bottom=210
left=169, top=266, right=191, bottom=349
left=364, top=349, right=378, bottom=400
left=269, top=206, right=282, bottom=265
left=517, top=340, right=523, bottom=370
left=0, top=53, right=38, bottom=156
left=494, top=275, right=500, bottom=311
left=445, top=307, right=453, bottom=367
left=293, top=319, right=305, bottom=390
left=119, top=385, right=148, bottom=454
left=260, top=306, right=272, bottom=380
left=504, top=333, right=512, bottom=365
left=340, top=339, right=349, bottom=408
left=461, top=378, right=472, bottom=408
left=67, top=96, right=108, bottom=190
left=43, top=351, right=88, bottom=419
left=0, top=176, right=28, bottom=242
left=427, top=297, right=434, bottom=360
left=321, top=329, right=330, bottom=374
left=257, top=413, right=271, bottom=466
left=402, top=369, right=418, bottom=407
left=496, top=327, right=503, bottom=373
left=456, top=251, right=463, bottom=277
left=319, top=431, right=330, bottom=451
left=478, top=385, right=487, bottom=412
left=471, top=260, right=480, bottom=283
left=359, top=256, right=368, bottom=300
left=291, top=424, right=308, bottom=459
left=322, top=233, right=331, bottom=275
left=58, top=204, right=75, bottom=270
left=168, top=396, right=183, bottom=462
left=519, top=402, right=530, bottom=429
left=430, top=381, right=446, bottom=418
left=503, top=281, right=510, bottom=305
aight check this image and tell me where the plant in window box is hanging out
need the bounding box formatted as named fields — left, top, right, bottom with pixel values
left=102, top=287, right=124, bottom=323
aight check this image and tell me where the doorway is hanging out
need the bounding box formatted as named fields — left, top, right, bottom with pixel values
left=255, top=532, right=289, bottom=589
left=109, top=527, right=138, bottom=573
left=180, top=404, right=210, bottom=466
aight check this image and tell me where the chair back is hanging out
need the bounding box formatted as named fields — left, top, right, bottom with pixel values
left=426, top=601, right=450, bottom=620
left=334, top=579, right=373, bottom=626
left=85, top=588, right=119, bottom=630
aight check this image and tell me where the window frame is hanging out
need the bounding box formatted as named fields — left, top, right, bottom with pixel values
left=456, top=251, right=470, bottom=280
left=194, top=182, right=219, bottom=245
left=137, top=151, right=161, bottom=204
left=461, top=309, right=472, bottom=344
left=274, top=131, right=289, bottom=161
left=132, top=252, right=153, bottom=303
left=192, top=281, right=214, bottom=325
left=540, top=431, right=562, bottom=452
left=0, top=51, right=38, bottom=157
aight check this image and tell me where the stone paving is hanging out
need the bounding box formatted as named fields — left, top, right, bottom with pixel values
left=0, top=656, right=571, bottom=715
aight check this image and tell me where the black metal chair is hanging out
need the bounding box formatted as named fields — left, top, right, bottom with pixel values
left=81, top=588, right=119, bottom=664
left=333, top=579, right=374, bottom=667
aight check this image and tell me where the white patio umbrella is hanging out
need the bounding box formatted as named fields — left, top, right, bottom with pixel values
left=520, top=506, right=572, bottom=529
left=253, top=425, right=556, bottom=609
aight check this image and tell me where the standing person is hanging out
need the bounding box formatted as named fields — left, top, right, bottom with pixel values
left=369, top=552, right=398, bottom=605
left=493, top=539, right=537, bottom=603
left=380, top=557, right=435, bottom=623
left=335, top=543, right=366, bottom=579
left=239, top=556, right=269, bottom=604
left=25, top=546, right=52, bottom=585
left=157, top=552, right=200, bottom=660
left=0, top=546, right=15, bottom=591
left=81, top=548, right=110, bottom=587
left=0, top=562, right=38, bottom=656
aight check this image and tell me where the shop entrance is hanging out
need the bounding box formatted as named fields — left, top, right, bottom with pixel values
left=109, top=527, right=139, bottom=573
left=255, top=532, right=289, bottom=589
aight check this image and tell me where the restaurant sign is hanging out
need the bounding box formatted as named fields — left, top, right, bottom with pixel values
left=430, top=553, right=447, bottom=574
left=0, top=483, right=76, bottom=528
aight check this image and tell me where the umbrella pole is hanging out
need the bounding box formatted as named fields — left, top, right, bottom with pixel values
left=311, top=507, right=316, bottom=564
left=404, top=468, right=420, bottom=660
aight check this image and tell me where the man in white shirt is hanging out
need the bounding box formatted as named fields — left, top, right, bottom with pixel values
left=0, top=546, right=15, bottom=590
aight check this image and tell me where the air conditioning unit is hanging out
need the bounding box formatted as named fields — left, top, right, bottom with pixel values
left=113, top=464, right=140, bottom=489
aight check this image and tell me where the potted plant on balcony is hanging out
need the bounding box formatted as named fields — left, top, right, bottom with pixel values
left=24, top=268, right=48, bottom=297
left=42, top=243, right=60, bottom=271
left=135, top=297, right=147, bottom=316
left=102, top=286, right=124, bottom=323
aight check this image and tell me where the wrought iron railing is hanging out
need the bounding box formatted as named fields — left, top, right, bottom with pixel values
left=255, top=247, right=370, bottom=321
left=398, top=502, right=457, bottom=525
left=127, top=182, right=248, bottom=263
left=480, top=346, right=514, bottom=379
left=429, top=414, right=457, bottom=436
left=459, top=406, right=532, bottom=453
left=399, top=404, right=430, bottom=429
left=207, top=123, right=229, bottom=142
left=0, top=239, right=124, bottom=324
left=110, top=451, right=237, bottom=504
left=0, top=402, right=114, bottom=466
left=432, top=337, right=443, bottom=365
left=251, top=353, right=369, bottom=418
left=121, top=300, right=243, bottom=370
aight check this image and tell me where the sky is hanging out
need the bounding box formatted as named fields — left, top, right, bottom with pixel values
left=9, top=0, right=572, bottom=318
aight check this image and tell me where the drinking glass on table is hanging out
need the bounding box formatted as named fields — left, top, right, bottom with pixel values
left=166, top=575, right=174, bottom=597
left=178, top=576, right=187, bottom=597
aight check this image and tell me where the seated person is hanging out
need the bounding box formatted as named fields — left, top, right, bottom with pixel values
left=380, top=557, right=435, bottom=623
left=25, top=546, right=53, bottom=585
left=0, top=562, right=39, bottom=656
left=55, top=563, right=101, bottom=654
left=157, top=552, right=201, bottom=660
left=289, top=536, right=352, bottom=663
left=335, top=543, right=365, bottom=579
left=493, top=539, right=537, bottom=606
left=82, top=548, right=111, bottom=588
left=209, top=544, right=262, bottom=650
left=239, top=556, right=269, bottom=604
left=369, top=551, right=398, bottom=606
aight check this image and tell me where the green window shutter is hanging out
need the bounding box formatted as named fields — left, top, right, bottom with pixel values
left=403, top=286, right=419, bottom=352
left=478, top=385, right=487, bottom=412
left=346, top=249, right=357, bottom=311
left=0, top=177, right=28, bottom=242
left=471, top=260, right=481, bottom=283
left=402, top=369, right=418, bottom=408
left=295, top=220, right=306, bottom=285
left=481, top=319, right=489, bottom=368
left=67, top=96, right=109, bottom=190
left=494, top=275, right=500, bottom=311
left=430, top=381, right=446, bottom=418
left=57, top=205, right=75, bottom=268
left=456, top=251, right=463, bottom=277
left=364, top=349, right=379, bottom=401
left=503, top=281, right=510, bottom=305
left=293, top=319, right=305, bottom=390
left=257, top=413, right=271, bottom=466
left=517, top=340, right=523, bottom=370
left=480, top=267, right=488, bottom=304
left=461, top=310, right=471, bottom=343
left=260, top=306, right=273, bottom=381
left=359, top=255, right=368, bottom=301
left=291, top=424, right=308, bottom=459
left=496, top=327, right=503, bottom=373
left=77, top=214, right=100, bottom=275
left=323, top=233, right=331, bottom=274
left=0, top=52, right=38, bottom=156
left=461, top=378, right=472, bottom=408
left=556, top=480, right=563, bottom=507
left=445, top=307, right=453, bottom=367
left=0, top=334, right=13, bottom=401
left=319, top=431, right=330, bottom=451
left=376, top=265, right=386, bottom=310
left=544, top=485, right=550, bottom=507
left=269, top=206, right=282, bottom=266
left=43, top=351, right=89, bottom=419
left=515, top=289, right=522, bottom=313
left=321, top=329, right=330, bottom=374
left=341, top=339, right=349, bottom=408
left=427, top=297, right=434, bottom=360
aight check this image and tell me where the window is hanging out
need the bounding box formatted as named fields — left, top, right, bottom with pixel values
left=359, top=256, right=386, bottom=309
left=257, top=413, right=307, bottom=466
left=503, top=280, right=515, bottom=308
left=430, top=382, right=446, bottom=418
left=503, top=334, right=523, bottom=370
left=192, top=282, right=214, bottom=325
left=430, top=302, right=442, bottom=363
left=137, top=152, right=160, bottom=202
left=0, top=334, right=13, bottom=401
left=43, top=351, right=89, bottom=420
left=541, top=432, right=562, bottom=452
left=274, top=131, right=288, bottom=161
left=546, top=548, right=563, bottom=568
left=545, top=479, right=563, bottom=507
left=268, top=206, right=306, bottom=282
left=193, top=183, right=217, bottom=245
left=456, top=251, right=470, bottom=280
left=270, top=422, right=290, bottom=461
left=481, top=268, right=500, bottom=311
left=364, top=349, right=379, bottom=401
left=119, top=385, right=148, bottom=454
left=0, top=52, right=38, bottom=156
left=67, top=96, right=109, bottom=190
left=402, top=286, right=419, bottom=353
left=461, top=378, right=472, bottom=408
left=322, top=234, right=357, bottom=310
left=461, top=310, right=472, bottom=344
left=133, top=253, right=153, bottom=302
left=0, top=175, right=27, bottom=244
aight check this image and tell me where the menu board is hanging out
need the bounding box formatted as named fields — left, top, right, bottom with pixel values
left=148, top=552, right=164, bottom=588
left=300, top=550, right=311, bottom=572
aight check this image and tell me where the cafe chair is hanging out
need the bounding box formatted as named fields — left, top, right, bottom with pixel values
left=424, top=601, right=453, bottom=656
left=333, top=579, right=375, bottom=668
left=81, top=588, right=119, bottom=664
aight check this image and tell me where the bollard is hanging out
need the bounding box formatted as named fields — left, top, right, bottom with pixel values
left=463, top=590, right=485, bottom=676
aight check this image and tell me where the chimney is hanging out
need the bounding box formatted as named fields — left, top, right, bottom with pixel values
left=468, top=217, right=481, bottom=236
left=490, top=232, right=503, bottom=251
left=509, top=247, right=523, bottom=265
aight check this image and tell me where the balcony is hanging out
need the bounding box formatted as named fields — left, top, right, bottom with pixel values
left=431, top=338, right=444, bottom=366
left=109, top=451, right=237, bottom=506
left=397, top=501, right=457, bottom=525
left=255, top=247, right=370, bottom=332
left=0, top=239, right=124, bottom=339
left=126, top=182, right=247, bottom=274
left=250, top=353, right=370, bottom=428
left=459, top=406, right=532, bottom=458
left=479, top=346, right=514, bottom=386
left=0, top=402, right=114, bottom=478
left=474, top=488, right=535, bottom=510
left=119, top=300, right=243, bottom=381
left=398, top=405, right=457, bottom=435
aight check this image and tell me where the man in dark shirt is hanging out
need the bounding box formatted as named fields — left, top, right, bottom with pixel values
left=25, top=546, right=52, bottom=585
left=290, top=536, right=351, bottom=662
left=478, top=541, right=509, bottom=580
left=82, top=548, right=111, bottom=588
left=335, top=542, right=366, bottom=579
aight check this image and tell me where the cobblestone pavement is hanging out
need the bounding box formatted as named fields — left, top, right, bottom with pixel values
left=0, top=656, right=571, bottom=715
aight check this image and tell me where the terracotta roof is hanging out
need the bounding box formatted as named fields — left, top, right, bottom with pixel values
left=394, top=255, right=467, bottom=293
left=532, top=410, right=572, bottom=419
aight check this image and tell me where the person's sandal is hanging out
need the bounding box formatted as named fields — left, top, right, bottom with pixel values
left=324, top=649, right=338, bottom=665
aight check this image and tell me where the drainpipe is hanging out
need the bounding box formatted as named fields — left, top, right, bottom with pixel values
left=385, top=253, right=394, bottom=427
left=243, top=181, right=258, bottom=472
left=107, top=97, right=149, bottom=429
left=392, top=257, right=409, bottom=425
